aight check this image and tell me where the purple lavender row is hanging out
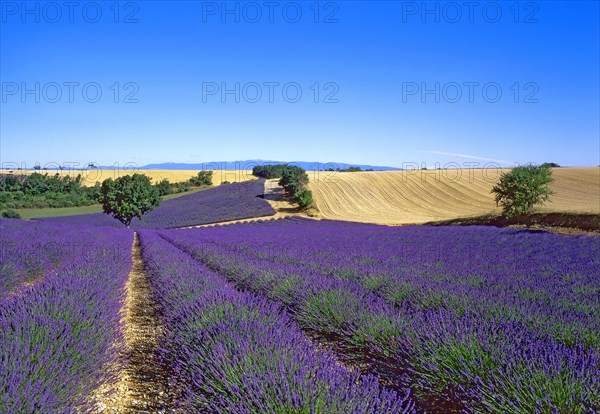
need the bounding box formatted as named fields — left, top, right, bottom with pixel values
left=138, top=230, right=415, bottom=413
left=35, top=212, right=125, bottom=228
left=38, top=179, right=276, bottom=229
left=160, top=220, right=600, bottom=413
left=0, top=219, right=92, bottom=295
left=193, top=219, right=600, bottom=348
left=0, top=220, right=133, bottom=412
left=128, top=179, right=275, bottom=229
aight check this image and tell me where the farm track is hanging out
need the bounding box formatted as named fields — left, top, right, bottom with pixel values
left=93, top=233, right=172, bottom=413
left=309, top=168, right=600, bottom=225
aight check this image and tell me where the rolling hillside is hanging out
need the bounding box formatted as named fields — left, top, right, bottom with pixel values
left=309, top=167, right=600, bottom=225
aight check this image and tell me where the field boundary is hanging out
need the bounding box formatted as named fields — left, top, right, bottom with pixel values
left=425, top=212, right=600, bottom=235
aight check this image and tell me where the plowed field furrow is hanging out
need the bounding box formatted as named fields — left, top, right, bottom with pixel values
left=309, top=168, right=599, bottom=224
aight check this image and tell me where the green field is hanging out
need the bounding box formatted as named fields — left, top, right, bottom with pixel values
left=16, top=186, right=209, bottom=219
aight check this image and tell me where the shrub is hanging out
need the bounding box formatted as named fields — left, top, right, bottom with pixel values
left=156, top=179, right=174, bottom=196
left=253, top=164, right=305, bottom=179
left=0, top=173, right=97, bottom=209
left=296, top=188, right=313, bottom=210
left=492, top=165, right=554, bottom=218
left=1, top=209, right=21, bottom=219
left=279, top=170, right=308, bottom=195
left=176, top=182, right=191, bottom=193
left=89, top=182, right=102, bottom=202
left=189, top=171, right=213, bottom=186
left=338, top=166, right=362, bottom=172
left=252, top=164, right=314, bottom=211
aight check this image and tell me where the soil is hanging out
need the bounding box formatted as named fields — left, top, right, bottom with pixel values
left=91, top=233, right=173, bottom=413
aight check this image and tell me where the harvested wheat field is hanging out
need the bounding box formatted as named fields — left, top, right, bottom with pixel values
left=13, top=169, right=256, bottom=186
left=309, top=167, right=600, bottom=225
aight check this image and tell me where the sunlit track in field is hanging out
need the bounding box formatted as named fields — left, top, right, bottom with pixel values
left=93, top=233, right=172, bottom=413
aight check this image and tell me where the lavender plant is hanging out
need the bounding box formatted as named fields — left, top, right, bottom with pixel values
left=0, top=220, right=133, bottom=412
left=38, top=179, right=275, bottom=229
left=160, top=218, right=600, bottom=413
left=139, top=230, right=415, bottom=413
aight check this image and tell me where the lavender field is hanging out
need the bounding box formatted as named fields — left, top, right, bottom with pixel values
left=37, top=179, right=275, bottom=229
left=1, top=216, right=599, bottom=413
left=159, top=218, right=600, bottom=413
left=0, top=219, right=133, bottom=412
left=4, top=0, right=598, bottom=411
left=138, top=230, right=414, bottom=412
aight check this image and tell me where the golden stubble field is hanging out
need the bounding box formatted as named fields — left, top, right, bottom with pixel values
left=308, top=167, right=600, bottom=225
left=13, top=170, right=256, bottom=186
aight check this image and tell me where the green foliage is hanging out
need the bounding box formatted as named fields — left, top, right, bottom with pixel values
left=295, top=188, right=313, bottom=209
left=541, top=162, right=560, bottom=168
left=189, top=171, right=213, bottom=186
left=300, top=289, right=361, bottom=331
left=176, top=182, right=191, bottom=193
left=89, top=182, right=102, bottom=202
left=279, top=170, right=298, bottom=194
left=0, top=173, right=97, bottom=209
left=252, top=165, right=309, bottom=203
left=279, top=170, right=308, bottom=195
left=252, top=164, right=305, bottom=179
left=23, top=173, right=48, bottom=195
left=156, top=179, right=174, bottom=196
left=0, top=170, right=201, bottom=211
left=339, top=166, right=363, bottom=172
left=0, top=174, right=23, bottom=192
left=1, top=209, right=21, bottom=219
left=100, top=174, right=161, bottom=227
left=492, top=165, right=554, bottom=218
left=254, top=165, right=315, bottom=211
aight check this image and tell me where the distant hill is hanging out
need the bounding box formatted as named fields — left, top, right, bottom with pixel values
left=140, top=160, right=401, bottom=171
left=18, top=160, right=401, bottom=171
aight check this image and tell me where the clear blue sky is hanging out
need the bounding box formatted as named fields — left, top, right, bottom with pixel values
left=1, top=1, right=598, bottom=169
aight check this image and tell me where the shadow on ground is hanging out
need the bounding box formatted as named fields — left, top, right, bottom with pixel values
left=426, top=212, right=600, bottom=234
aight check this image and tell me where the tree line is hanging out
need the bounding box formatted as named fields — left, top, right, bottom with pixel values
left=1, top=164, right=558, bottom=222
left=0, top=171, right=214, bottom=218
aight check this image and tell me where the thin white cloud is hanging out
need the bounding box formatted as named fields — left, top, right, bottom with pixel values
left=417, top=150, right=514, bottom=165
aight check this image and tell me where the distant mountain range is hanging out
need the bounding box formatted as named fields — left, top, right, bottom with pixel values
left=140, top=160, right=401, bottom=171
left=18, top=160, right=401, bottom=171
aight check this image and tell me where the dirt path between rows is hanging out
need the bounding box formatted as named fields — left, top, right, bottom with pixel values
left=92, top=232, right=171, bottom=413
